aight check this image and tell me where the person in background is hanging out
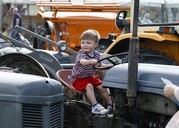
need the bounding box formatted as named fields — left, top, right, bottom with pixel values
left=141, top=13, right=152, bottom=24
left=163, top=84, right=179, bottom=128
left=9, top=7, right=22, bottom=40
left=70, top=29, right=112, bottom=115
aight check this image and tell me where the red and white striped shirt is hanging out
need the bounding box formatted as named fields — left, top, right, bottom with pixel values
left=71, top=50, right=100, bottom=82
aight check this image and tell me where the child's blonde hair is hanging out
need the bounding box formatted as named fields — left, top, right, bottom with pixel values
left=80, top=29, right=100, bottom=43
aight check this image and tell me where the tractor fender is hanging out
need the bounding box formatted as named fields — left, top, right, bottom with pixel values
left=0, top=53, right=49, bottom=77
left=28, top=50, right=63, bottom=80
left=103, top=63, right=179, bottom=106
left=105, top=32, right=179, bottom=54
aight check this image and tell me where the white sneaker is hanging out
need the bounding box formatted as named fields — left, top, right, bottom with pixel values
left=92, top=103, right=109, bottom=115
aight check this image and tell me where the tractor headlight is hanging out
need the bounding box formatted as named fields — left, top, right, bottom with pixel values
left=57, top=40, right=67, bottom=52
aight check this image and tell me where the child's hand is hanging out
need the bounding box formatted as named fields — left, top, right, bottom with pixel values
left=164, top=84, right=176, bottom=98
left=90, top=59, right=98, bottom=66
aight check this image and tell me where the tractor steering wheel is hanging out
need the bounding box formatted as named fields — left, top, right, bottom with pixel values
left=95, top=54, right=122, bottom=70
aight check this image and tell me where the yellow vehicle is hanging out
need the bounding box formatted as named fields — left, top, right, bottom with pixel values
left=35, top=1, right=130, bottom=51
left=104, top=0, right=179, bottom=65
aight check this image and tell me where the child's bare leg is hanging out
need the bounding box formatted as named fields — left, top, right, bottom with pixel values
left=85, top=83, right=97, bottom=105
left=96, top=85, right=112, bottom=104
left=86, top=84, right=109, bottom=114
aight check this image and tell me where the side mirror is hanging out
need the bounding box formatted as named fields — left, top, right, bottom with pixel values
left=117, top=11, right=127, bottom=20
left=115, top=11, right=130, bottom=33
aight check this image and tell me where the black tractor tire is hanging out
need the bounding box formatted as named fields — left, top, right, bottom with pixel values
left=33, top=26, right=47, bottom=49
left=0, top=53, right=49, bottom=77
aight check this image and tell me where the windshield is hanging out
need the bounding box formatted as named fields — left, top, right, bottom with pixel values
left=139, top=0, right=179, bottom=25
left=68, top=0, right=178, bottom=25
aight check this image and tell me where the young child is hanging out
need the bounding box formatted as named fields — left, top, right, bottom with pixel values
left=70, top=29, right=112, bottom=115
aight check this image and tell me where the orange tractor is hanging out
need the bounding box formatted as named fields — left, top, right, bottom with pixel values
left=35, top=2, right=130, bottom=51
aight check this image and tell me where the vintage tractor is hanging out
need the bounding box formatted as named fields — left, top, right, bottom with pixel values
left=0, top=31, right=67, bottom=128
left=104, top=1, right=179, bottom=65
left=35, top=1, right=130, bottom=51
left=56, top=0, right=179, bottom=128
left=0, top=69, right=64, bottom=128
left=0, top=24, right=79, bottom=80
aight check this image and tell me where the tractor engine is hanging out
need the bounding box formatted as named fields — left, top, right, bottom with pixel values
left=0, top=71, right=63, bottom=128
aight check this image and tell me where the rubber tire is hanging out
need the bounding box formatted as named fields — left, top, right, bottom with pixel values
left=33, top=26, right=47, bottom=49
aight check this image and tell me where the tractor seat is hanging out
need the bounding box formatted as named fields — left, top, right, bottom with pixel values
left=56, top=69, right=85, bottom=94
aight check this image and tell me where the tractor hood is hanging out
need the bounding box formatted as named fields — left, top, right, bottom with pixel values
left=0, top=71, right=63, bottom=104
left=103, top=63, right=179, bottom=105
